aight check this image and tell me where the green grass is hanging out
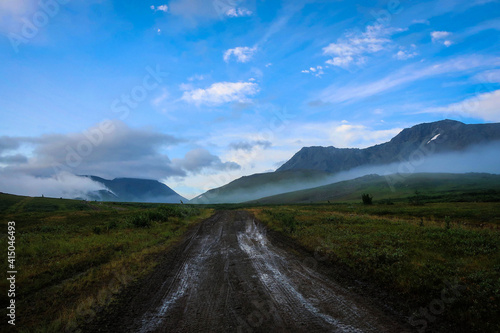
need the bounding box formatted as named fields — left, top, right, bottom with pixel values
left=249, top=202, right=500, bottom=333
left=0, top=194, right=212, bottom=332
left=252, top=173, right=500, bottom=204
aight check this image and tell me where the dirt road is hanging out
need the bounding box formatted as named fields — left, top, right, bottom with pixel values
left=90, top=211, right=410, bottom=332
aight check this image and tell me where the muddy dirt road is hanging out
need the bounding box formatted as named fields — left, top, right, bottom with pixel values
left=90, top=211, right=410, bottom=332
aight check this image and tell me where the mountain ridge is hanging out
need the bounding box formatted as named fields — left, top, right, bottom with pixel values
left=277, top=119, right=500, bottom=173
left=84, top=176, right=186, bottom=203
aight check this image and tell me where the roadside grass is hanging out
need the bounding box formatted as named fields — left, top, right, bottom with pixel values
left=248, top=202, right=500, bottom=333
left=0, top=195, right=212, bottom=332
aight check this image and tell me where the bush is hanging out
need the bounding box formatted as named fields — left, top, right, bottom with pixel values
left=107, top=220, right=118, bottom=230
left=128, top=214, right=152, bottom=228
left=362, top=193, right=373, bottom=205
left=445, top=216, right=452, bottom=230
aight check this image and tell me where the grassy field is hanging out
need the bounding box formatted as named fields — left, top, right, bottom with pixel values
left=248, top=201, right=500, bottom=332
left=0, top=193, right=212, bottom=332
left=2, top=190, right=499, bottom=332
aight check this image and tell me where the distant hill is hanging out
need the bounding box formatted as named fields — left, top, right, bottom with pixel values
left=190, top=170, right=330, bottom=204
left=85, top=176, right=186, bottom=203
left=249, top=173, right=500, bottom=204
left=277, top=120, right=500, bottom=173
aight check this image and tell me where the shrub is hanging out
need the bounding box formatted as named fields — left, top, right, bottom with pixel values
left=107, top=220, right=118, bottom=230
left=362, top=193, right=373, bottom=205
left=445, top=216, right=452, bottom=230
left=128, top=214, right=152, bottom=228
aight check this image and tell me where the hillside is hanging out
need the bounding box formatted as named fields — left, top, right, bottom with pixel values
left=250, top=173, right=500, bottom=204
left=190, top=170, right=330, bottom=204
left=277, top=120, right=500, bottom=173
left=85, top=176, right=186, bottom=203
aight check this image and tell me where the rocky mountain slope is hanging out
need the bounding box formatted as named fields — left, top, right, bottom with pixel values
left=277, top=120, right=500, bottom=173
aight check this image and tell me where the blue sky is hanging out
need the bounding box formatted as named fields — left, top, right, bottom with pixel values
left=1, top=0, right=500, bottom=198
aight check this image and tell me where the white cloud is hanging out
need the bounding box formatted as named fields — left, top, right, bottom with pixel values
left=182, top=81, right=259, bottom=105
left=167, top=0, right=251, bottom=21
left=323, top=24, right=406, bottom=68
left=394, top=50, right=418, bottom=60
left=301, top=66, right=324, bottom=77
left=431, top=31, right=451, bottom=40
left=150, top=4, right=168, bottom=12
left=296, top=121, right=403, bottom=148
left=172, top=148, right=240, bottom=174
left=473, top=69, right=500, bottom=83
left=431, top=31, right=453, bottom=46
left=225, top=7, right=253, bottom=17
left=223, top=46, right=257, bottom=63
left=421, top=89, right=500, bottom=122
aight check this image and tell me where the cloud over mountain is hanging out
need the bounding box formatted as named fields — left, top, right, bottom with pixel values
left=0, top=120, right=239, bottom=197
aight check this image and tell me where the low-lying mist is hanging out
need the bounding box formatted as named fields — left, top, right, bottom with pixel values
left=199, top=141, right=500, bottom=203
left=0, top=171, right=108, bottom=200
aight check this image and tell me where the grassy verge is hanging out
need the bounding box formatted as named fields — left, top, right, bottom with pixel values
left=248, top=202, right=500, bottom=333
left=0, top=195, right=212, bottom=332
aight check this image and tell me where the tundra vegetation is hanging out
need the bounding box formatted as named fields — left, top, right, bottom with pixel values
left=1, top=189, right=499, bottom=332
left=248, top=200, right=499, bottom=333
left=0, top=193, right=211, bottom=332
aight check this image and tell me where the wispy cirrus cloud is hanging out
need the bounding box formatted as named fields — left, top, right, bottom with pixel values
left=182, top=81, right=259, bottom=105
left=420, top=89, right=500, bottom=122
left=316, top=55, right=500, bottom=104
left=229, top=140, right=272, bottom=151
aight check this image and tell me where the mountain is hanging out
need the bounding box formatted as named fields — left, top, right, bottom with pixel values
left=248, top=173, right=500, bottom=204
left=190, top=170, right=330, bottom=204
left=192, top=120, right=500, bottom=204
left=85, top=176, right=186, bottom=203
left=277, top=119, right=500, bottom=173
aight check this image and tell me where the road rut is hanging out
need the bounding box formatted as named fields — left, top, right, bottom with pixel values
left=89, top=211, right=410, bottom=332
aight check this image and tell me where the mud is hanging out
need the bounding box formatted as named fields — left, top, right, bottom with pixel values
left=86, top=211, right=411, bottom=332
